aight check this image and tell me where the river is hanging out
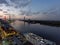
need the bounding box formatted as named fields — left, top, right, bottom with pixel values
left=11, top=20, right=60, bottom=45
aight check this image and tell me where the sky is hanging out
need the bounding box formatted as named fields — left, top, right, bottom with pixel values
left=0, top=0, right=60, bottom=20
left=31, top=0, right=60, bottom=12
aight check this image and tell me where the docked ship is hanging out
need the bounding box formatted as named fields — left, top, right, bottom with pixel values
left=24, top=33, right=56, bottom=45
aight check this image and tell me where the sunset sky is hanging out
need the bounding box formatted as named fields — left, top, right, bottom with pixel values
left=0, top=0, right=60, bottom=20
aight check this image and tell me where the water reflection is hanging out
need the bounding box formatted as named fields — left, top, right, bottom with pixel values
left=11, top=20, right=60, bottom=45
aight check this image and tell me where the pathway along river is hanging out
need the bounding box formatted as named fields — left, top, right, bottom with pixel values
left=11, top=20, right=60, bottom=45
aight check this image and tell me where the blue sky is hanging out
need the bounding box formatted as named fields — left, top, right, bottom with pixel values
left=31, top=0, right=60, bottom=12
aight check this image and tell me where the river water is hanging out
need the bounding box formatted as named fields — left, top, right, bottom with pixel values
left=11, top=20, right=60, bottom=45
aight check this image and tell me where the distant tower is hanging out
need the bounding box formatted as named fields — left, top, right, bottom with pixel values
left=24, top=16, right=25, bottom=26
left=4, top=16, right=6, bottom=20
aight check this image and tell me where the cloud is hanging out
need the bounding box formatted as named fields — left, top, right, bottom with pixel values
left=0, top=0, right=31, bottom=7
left=20, top=7, right=60, bottom=20
left=0, top=0, right=60, bottom=20
left=39, top=8, right=60, bottom=20
left=0, top=0, right=31, bottom=17
left=0, top=0, right=8, bottom=4
left=5, top=0, right=31, bottom=8
left=0, top=9, right=3, bottom=11
left=0, top=0, right=31, bottom=10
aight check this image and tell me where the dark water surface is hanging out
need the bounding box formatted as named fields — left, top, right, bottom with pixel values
left=11, top=20, right=60, bottom=45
